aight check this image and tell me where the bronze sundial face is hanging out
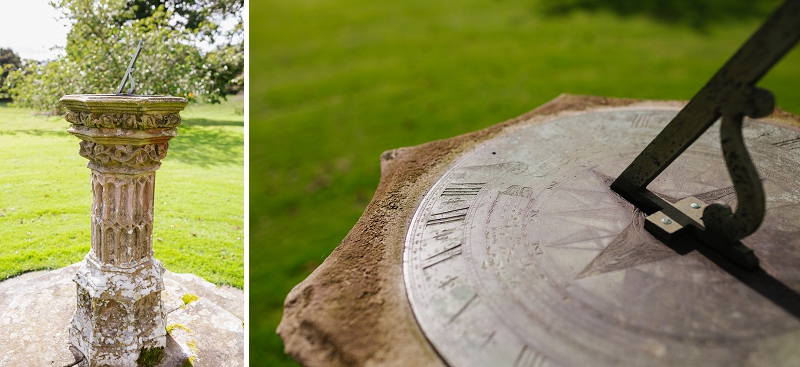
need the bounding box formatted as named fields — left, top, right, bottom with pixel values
left=404, top=108, right=800, bottom=367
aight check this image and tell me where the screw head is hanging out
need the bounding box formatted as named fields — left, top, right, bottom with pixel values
left=661, top=217, right=673, bottom=225
left=690, top=203, right=701, bottom=209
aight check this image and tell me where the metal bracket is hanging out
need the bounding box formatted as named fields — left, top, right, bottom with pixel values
left=115, top=40, right=143, bottom=95
left=611, top=0, right=800, bottom=269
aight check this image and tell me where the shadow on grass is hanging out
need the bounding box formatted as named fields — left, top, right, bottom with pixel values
left=169, top=124, right=244, bottom=167
left=182, top=117, right=244, bottom=127
left=0, top=129, right=68, bottom=137
left=540, top=0, right=782, bottom=30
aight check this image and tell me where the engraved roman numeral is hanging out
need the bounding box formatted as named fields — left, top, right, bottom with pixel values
left=773, top=137, right=800, bottom=150
left=438, top=275, right=459, bottom=289
left=433, top=228, right=456, bottom=241
left=531, top=242, right=543, bottom=256
left=441, top=182, right=485, bottom=196
left=513, top=345, right=546, bottom=367
left=422, top=243, right=463, bottom=269
left=447, top=293, right=477, bottom=324
left=427, top=207, right=469, bottom=226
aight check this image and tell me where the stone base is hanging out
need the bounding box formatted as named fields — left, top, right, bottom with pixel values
left=0, top=263, right=243, bottom=367
left=70, top=258, right=168, bottom=366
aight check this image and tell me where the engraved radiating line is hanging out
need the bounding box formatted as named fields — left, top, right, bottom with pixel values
left=427, top=207, right=469, bottom=226
left=513, top=345, right=546, bottom=367
left=573, top=170, right=744, bottom=279
left=447, top=293, right=478, bottom=324
left=547, top=233, right=618, bottom=250
left=481, top=331, right=496, bottom=348
left=543, top=213, right=625, bottom=236
left=422, top=244, right=463, bottom=269
left=548, top=189, right=621, bottom=212
left=543, top=207, right=625, bottom=216
left=773, top=137, right=800, bottom=150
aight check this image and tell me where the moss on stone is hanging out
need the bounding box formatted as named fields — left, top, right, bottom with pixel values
left=136, top=346, right=164, bottom=367
left=181, top=293, right=200, bottom=305
left=187, top=340, right=198, bottom=354
left=166, top=323, right=191, bottom=334
left=180, top=356, right=196, bottom=367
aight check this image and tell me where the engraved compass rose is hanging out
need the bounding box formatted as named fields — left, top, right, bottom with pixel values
left=405, top=109, right=800, bottom=367
left=569, top=170, right=735, bottom=279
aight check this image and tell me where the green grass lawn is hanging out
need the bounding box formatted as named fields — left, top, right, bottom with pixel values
left=250, top=1, right=800, bottom=365
left=0, top=95, right=244, bottom=288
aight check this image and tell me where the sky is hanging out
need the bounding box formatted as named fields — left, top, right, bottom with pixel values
left=0, top=0, right=70, bottom=61
left=0, top=0, right=241, bottom=62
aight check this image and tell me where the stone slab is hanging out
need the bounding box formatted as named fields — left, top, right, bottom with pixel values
left=0, top=263, right=243, bottom=367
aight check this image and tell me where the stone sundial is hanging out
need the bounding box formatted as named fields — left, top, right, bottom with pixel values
left=0, top=41, right=243, bottom=367
left=278, top=2, right=800, bottom=367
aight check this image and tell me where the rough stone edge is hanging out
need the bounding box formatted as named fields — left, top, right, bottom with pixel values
left=276, top=93, right=800, bottom=367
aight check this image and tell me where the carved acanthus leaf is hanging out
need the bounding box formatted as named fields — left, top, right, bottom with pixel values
left=65, top=111, right=181, bottom=129
left=79, top=141, right=169, bottom=167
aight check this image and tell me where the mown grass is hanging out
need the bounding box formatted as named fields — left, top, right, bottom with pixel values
left=0, top=95, right=244, bottom=288
left=250, top=0, right=800, bottom=365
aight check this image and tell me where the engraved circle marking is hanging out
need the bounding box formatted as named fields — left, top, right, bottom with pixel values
left=404, top=110, right=800, bottom=367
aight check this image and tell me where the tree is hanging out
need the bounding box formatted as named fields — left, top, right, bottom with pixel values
left=118, top=0, right=243, bottom=39
left=7, top=0, right=242, bottom=112
left=0, top=48, right=22, bottom=99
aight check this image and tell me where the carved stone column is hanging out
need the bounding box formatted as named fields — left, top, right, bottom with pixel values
left=61, top=94, right=188, bottom=367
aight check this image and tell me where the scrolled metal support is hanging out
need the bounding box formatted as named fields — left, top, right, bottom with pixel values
left=116, top=40, right=143, bottom=96
left=611, top=0, right=800, bottom=268
left=703, top=87, right=773, bottom=243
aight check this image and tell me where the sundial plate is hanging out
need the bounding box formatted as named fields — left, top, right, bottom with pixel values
left=404, top=108, right=800, bottom=367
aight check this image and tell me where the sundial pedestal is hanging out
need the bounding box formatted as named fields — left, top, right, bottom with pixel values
left=0, top=94, right=243, bottom=367
left=62, top=94, right=187, bottom=366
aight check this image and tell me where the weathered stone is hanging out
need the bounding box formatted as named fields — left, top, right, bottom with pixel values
left=0, top=264, right=244, bottom=367
left=166, top=298, right=244, bottom=366
left=163, top=273, right=244, bottom=321
left=61, top=94, right=188, bottom=366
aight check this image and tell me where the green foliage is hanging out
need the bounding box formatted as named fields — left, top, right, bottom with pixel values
left=205, top=42, right=244, bottom=95
left=249, top=0, right=800, bottom=365
left=0, top=48, right=22, bottom=99
left=115, top=0, right=245, bottom=96
left=136, top=346, right=164, bottom=367
left=6, top=0, right=242, bottom=111
left=119, top=0, right=243, bottom=38
left=0, top=97, right=244, bottom=288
